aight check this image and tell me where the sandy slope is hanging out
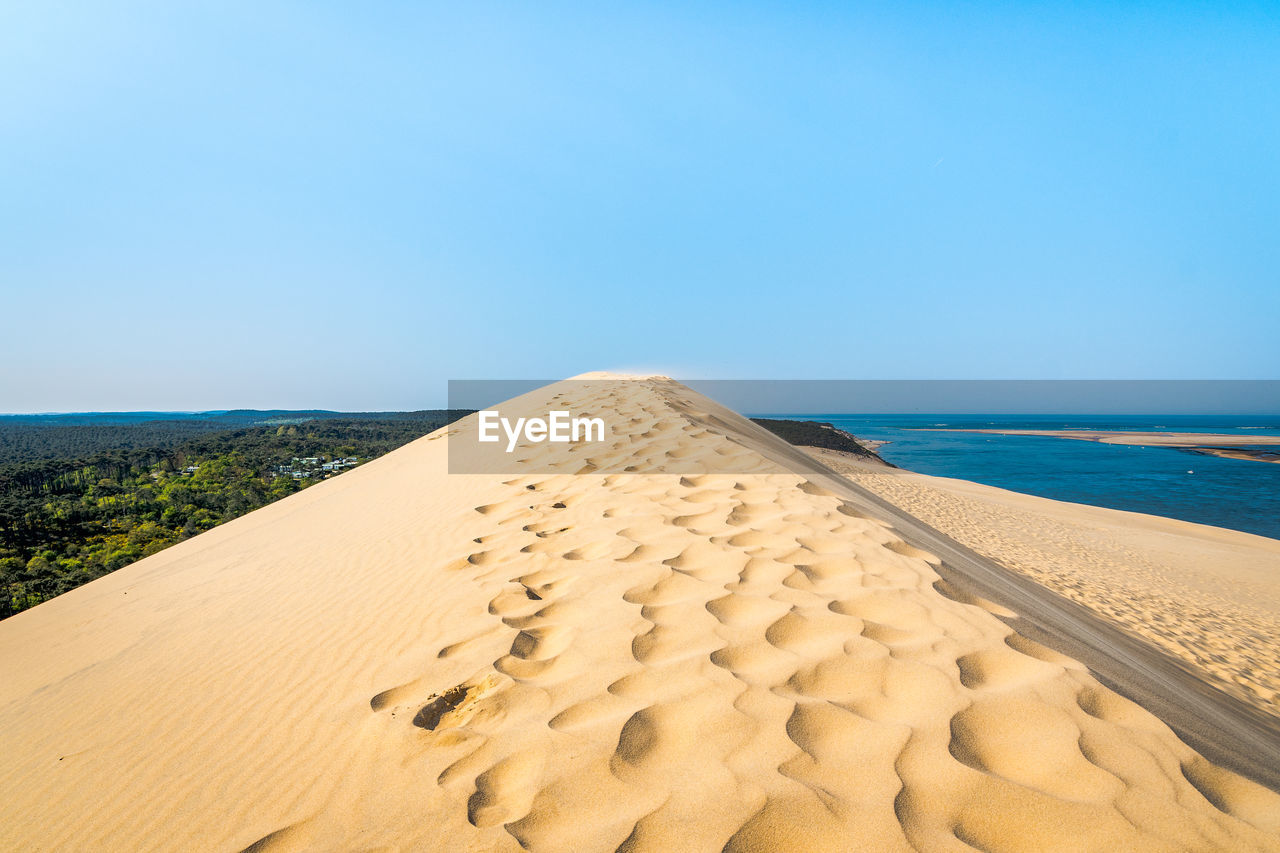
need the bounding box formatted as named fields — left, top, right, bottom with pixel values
left=1, top=378, right=1278, bottom=852
left=809, top=449, right=1280, bottom=718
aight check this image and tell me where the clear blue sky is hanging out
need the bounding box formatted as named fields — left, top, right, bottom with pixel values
left=3, top=1, right=1278, bottom=411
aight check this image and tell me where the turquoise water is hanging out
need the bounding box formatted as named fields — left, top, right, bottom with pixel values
left=769, top=414, right=1280, bottom=541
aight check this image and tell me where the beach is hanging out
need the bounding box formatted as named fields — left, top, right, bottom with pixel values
left=1, top=377, right=1277, bottom=851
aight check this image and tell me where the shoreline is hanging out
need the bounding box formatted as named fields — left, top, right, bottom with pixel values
left=1182, top=446, right=1280, bottom=464
left=911, top=428, right=1280, bottom=464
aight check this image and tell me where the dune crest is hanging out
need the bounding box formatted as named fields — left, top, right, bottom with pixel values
left=1, top=378, right=1277, bottom=851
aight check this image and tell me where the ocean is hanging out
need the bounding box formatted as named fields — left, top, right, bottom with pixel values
left=771, top=414, right=1280, bottom=541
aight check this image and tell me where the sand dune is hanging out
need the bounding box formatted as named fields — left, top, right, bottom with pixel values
left=810, top=448, right=1280, bottom=718
left=1, top=378, right=1278, bottom=851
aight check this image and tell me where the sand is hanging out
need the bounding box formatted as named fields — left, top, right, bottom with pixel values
left=808, top=449, right=1280, bottom=718
left=1, top=377, right=1278, bottom=851
left=1188, top=447, right=1280, bottom=464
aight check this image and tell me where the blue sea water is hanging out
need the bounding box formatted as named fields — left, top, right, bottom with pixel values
left=767, top=414, right=1280, bottom=542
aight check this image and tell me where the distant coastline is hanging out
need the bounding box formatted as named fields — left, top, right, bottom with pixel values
left=911, top=428, right=1280, bottom=464
left=778, top=415, right=1280, bottom=540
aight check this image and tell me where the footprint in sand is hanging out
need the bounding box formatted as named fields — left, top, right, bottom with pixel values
left=467, top=747, right=547, bottom=828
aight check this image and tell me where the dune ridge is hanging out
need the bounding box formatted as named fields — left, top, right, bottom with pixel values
left=1, top=378, right=1277, bottom=851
